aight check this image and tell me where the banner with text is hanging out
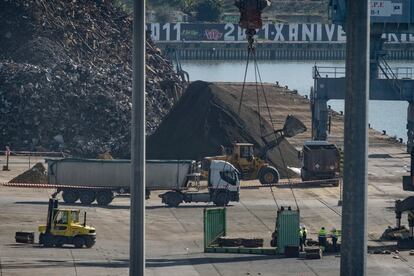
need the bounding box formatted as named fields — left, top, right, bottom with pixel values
left=146, top=23, right=414, bottom=43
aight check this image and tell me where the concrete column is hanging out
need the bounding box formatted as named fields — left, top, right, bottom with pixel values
left=407, top=101, right=414, bottom=153
left=130, top=0, right=146, bottom=275
left=340, top=0, right=369, bottom=275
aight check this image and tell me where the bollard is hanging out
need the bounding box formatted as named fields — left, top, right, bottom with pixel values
left=3, top=146, right=11, bottom=171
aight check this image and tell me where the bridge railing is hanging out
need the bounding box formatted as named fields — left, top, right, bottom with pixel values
left=378, top=67, right=414, bottom=79
left=314, top=65, right=414, bottom=80
left=313, top=66, right=346, bottom=79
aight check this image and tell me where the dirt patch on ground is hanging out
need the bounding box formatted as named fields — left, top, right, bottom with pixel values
left=9, top=162, right=47, bottom=184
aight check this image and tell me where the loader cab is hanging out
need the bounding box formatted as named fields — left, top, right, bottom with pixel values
left=52, top=209, right=78, bottom=233
left=233, top=143, right=254, bottom=161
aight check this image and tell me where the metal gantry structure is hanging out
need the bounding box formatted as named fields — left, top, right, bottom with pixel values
left=312, top=0, right=414, bottom=152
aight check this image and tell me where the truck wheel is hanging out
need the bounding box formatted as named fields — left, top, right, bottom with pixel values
left=42, top=233, right=55, bottom=247
left=96, top=190, right=114, bottom=206
left=214, top=192, right=229, bottom=207
left=79, top=190, right=96, bottom=205
left=62, top=189, right=79, bottom=204
left=164, top=192, right=182, bottom=207
left=259, top=166, right=280, bottom=184
left=73, top=236, right=85, bottom=248
left=84, top=236, right=95, bottom=248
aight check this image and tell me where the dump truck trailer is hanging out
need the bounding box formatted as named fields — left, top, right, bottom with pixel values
left=46, top=158, right=239, bottom=206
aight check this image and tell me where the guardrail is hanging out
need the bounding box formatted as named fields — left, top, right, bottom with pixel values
left=313, top=65, right=414, bottom=79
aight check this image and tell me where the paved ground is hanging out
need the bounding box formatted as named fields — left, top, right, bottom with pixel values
left=1, top=141, right=414, bottom=276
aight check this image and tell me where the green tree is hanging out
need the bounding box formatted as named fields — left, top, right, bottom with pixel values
left=195, top=0, right=223, bottom=22
left=180, top=0, right=196, bottom=14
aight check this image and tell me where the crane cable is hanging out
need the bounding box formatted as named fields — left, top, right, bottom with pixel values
left=253, top=53, right=299, bottom=210
left=237, top=34, right=299, bottom=210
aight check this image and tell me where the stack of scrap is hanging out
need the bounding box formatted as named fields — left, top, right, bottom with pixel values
left=0, top=0, right=185, bottom=157
left=217, top=237, right=264, bottom=248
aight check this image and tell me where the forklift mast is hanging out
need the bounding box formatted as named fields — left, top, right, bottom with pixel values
left=46, top=198, right=59, bottom=234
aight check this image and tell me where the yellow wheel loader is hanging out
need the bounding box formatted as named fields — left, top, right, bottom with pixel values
left=203, top=115, right=307, bottom=184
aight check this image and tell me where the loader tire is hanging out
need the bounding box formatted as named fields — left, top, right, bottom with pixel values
left=42, top=233, right=55, bottom=247
left=39, top=233, right=44, bottom=245
left=73, top=236, right=85, bottom=248
left=62, top=189, right=79, bottom=204
left=259, top=166, right=280, bottom=184
left=84, top=236, right=96, bottom=248
left=79, top=190, right=96, bottom=205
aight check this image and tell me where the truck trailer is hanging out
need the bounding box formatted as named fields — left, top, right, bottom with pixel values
left=46, top=158, right=239, bottom=206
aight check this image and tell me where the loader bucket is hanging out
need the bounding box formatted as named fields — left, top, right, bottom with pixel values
left=283, top=115, right=307, bottom=138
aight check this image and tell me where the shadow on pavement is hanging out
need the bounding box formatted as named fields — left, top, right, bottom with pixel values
left=146, top=255, right=280, bottom=268
left=14, top=201, right=130, bottom=209
left=145, top=204, right=232, bottom=210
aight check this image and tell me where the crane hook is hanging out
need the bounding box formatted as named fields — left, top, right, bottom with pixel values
left=235, top=0, right=270, bottom=51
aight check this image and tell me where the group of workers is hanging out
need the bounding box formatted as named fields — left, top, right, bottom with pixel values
left=299, top=225, right=341, bottom=252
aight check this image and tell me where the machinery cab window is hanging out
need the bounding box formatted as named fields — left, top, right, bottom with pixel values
left=71, top=211, right=79, bottom=223
left=53, top=210, right=69, bottom=231
left=240, top=145, right=254, bottom=159
left=55, top=210, right=68, bottom=225
left=220, top=170, right=238, bottom=186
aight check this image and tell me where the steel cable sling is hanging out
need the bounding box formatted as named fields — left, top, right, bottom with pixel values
left=236, top=40, right=299, bottom=210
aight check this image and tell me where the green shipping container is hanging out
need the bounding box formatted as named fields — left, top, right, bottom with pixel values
left=276, top=208, right=300, bottom=254
left=204, top=208, right=226, bottom=250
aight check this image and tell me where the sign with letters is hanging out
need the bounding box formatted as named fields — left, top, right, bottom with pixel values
left=146, top=23, right=414, bottom=43
left=371, top=1, right=403, bottom=16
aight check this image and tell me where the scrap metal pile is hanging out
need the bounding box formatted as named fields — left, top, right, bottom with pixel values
left=0, top=0, right=185, bottom=157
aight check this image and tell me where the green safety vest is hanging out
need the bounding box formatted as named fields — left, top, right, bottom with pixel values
left=331, top=230, right=341, bottom=238
left=318, top=229, right=327, bottom=237
left=299, top=229, right=303, bottom=238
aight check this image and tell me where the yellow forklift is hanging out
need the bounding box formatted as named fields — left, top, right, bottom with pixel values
left=38, top=197, right=96, bottom=248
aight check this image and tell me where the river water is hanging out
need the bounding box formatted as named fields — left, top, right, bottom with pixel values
left=181, top=60, right=413, bottom=142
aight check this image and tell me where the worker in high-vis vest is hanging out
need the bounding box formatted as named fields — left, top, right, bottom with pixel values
left=331, top=227, right=341, bottom=252
left=301, top=226, right=308, bottom=247
left=318, top=227, right=327, bottom=248
left=299, top=228, right=304, bottom=251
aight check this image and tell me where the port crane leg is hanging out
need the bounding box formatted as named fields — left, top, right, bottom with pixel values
left=407, top=102, right=414, bottom=153
left=312, top=98, right=328, bottom=141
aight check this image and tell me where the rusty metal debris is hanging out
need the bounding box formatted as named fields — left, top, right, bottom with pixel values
left=0, top=0, right=186, bottom=157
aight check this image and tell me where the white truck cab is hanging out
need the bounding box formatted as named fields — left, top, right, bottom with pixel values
left=160, top=160, right=240, bottom=207
left=208, top=160, right=240, bottom=192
